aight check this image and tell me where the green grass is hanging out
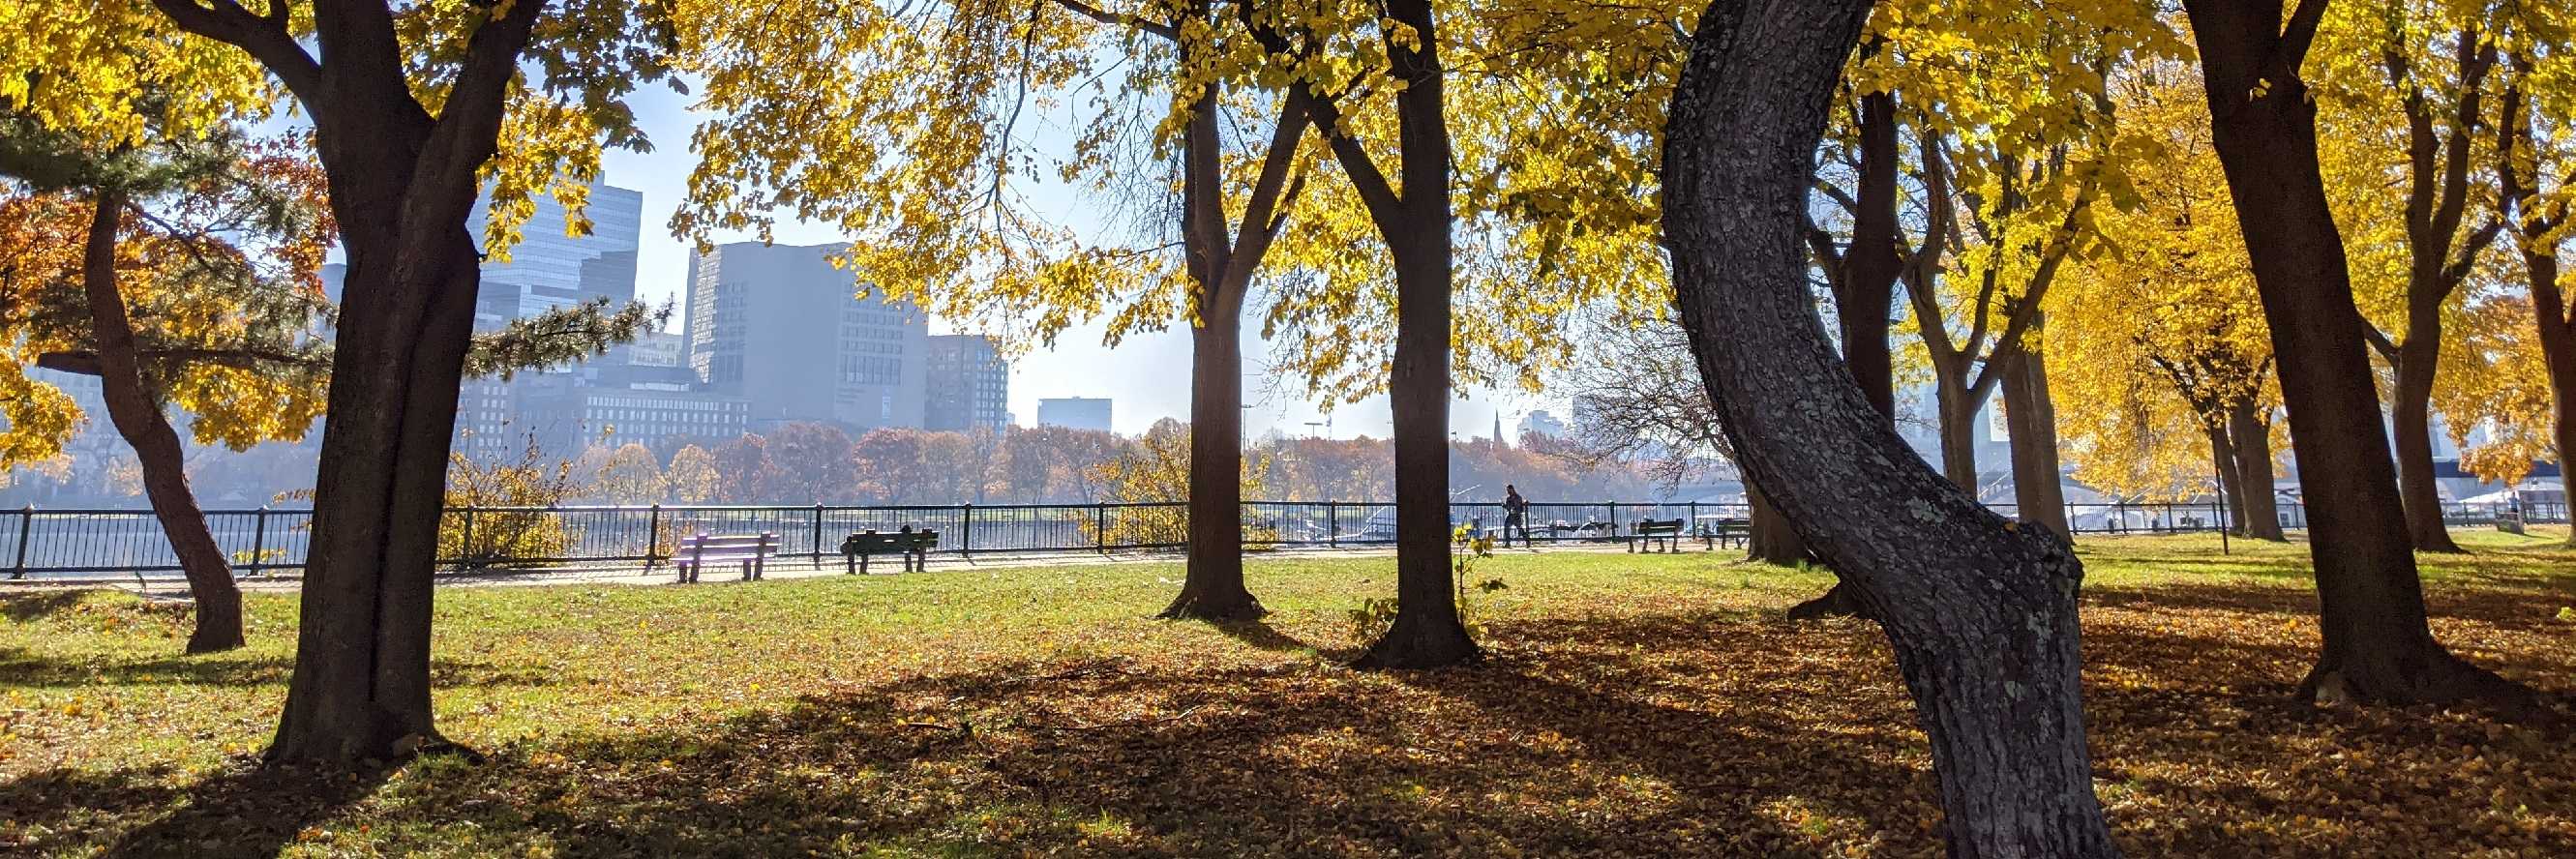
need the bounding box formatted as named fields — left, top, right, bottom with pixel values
left=3, top=532, right=2570, bottom=857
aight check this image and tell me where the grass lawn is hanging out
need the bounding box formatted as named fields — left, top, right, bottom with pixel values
left=3, top=530, right=2572, bottom=857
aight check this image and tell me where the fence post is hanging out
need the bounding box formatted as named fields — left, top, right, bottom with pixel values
left=961, top=503, right=974, bottom=556
left=10, top=506, right=30, bottom=580
left=1327, top=501, right=1338, bottom=548
left=644, top=504, right=663, bottom=573
left=811, top=503, right=825, bottom=566
left=1094, top=503, right=1107, bottom=552
left=249, top=506, right=270, bottom=575
left=1606, top=500, right=1619, bottom=533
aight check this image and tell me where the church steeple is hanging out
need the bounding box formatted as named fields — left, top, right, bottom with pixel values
left=1494, top=411, right=1508, bottom=448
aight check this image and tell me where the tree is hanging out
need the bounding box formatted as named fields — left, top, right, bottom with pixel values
left=2311, top=0, right=2507, bottom=552
left=74, top=0, right=681, bottom=765
left=1288, top=0, right=1479, bottom=669
left=1663, top=0, right=2116, bottom=850
left=2181, top=0, right=2536, bottom=710
left=674, top=0, right=1324, bottom=622
left=2489, top=18, right=2576, bottom=547
left=710, top=433, right=777, bottom=504
left=768, top=422, right=857, bottom=504
left=0, top=112, right=334, bottom=654
left=666, top=444, right=719, bottom=504
left=851, top=428, right=930, bottom=504
left=592, top=442, right=666, bottom=504
left=2052, top=65, right=2289, bottom=541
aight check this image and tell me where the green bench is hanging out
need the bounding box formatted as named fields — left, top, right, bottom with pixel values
left=1630, top=518, right=1689, bottom=553
left=841, top=529, right=938, bottom=575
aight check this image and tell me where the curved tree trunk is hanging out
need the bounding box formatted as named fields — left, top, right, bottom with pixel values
left=2229, top=402, right=2288, bottom=541
left=1345, top=0, right=1475, bottom=670
left=80, top=193, right=245, bottom=654
left=1665, top=2, right=2117, bottom=853
left=1745, top=482, right=1808, bottom=565
left=2003, top=348, right=2069, bottom=539
left=2389, top=327, right=2463, bottom=552
left=2183, top=0, right=2533, bottom=712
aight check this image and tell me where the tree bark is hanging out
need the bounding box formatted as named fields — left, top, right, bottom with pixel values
left=2229, top=401, right=2288, bottom=541
left=80, top=193, right=245, bottom=654
left=2002, top=348, right=2069, bottom=539
left=2182, top=0, right=2534, bottom=711
left=1328, top=0, right=1477, bottom=669
left=1745, top=482, right=1808, bottom=565
left=1664, top=2, right=2118, bottom=853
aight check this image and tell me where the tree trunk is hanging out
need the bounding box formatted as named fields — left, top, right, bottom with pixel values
left=1934, top=376, right=1981, bottom=491
left=2002, top=348, right=2069, bottom=539
left=1839, top=91, right=1903, bottom=419
left=2182, top=0, right=2533, bottom=711
left=2387, top=331, right=2462, bottom=551
left=1162, top=57, right=1261, bottom=622
left=1786, top=100, right=1902, bottom=615
left=2204, top=423, right=2248, bottom=534
left=2528, top=253, right=2576, bottom=548
left=1745, top=482, right=1808, bottom=565
left=79, top=193, right=244, bottom=654
left=1664, top=2, right=2118, bottom=853
left=1350, top=0, right=1476, bottom=669
left=259, top=1, right=548, bottom=761
left=2230, top=401, right=2288, bottom=541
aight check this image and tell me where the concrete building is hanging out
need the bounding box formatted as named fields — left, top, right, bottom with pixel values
left=684, top=241, right=929, bottom=434
left=925, top=335, right=1010, bottom=432
left=1036, top=397, right=1112, bottom=432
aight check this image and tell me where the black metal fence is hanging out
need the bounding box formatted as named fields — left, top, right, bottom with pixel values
left=1, top=497, right=2561, bottom=581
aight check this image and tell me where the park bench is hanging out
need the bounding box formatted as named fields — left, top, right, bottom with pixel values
left=674, top=532, right=778, bottom=583
left=1700, top=518, right=1752, bottom=549
left=2496, top=509, right=2528, bottom=535
left=841, top=529, right=939, bottom=575
left=1629, top=518, right=1688, bottom=553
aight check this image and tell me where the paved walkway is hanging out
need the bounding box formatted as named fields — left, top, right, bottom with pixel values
left=12, top=539, right=1709, bottom=596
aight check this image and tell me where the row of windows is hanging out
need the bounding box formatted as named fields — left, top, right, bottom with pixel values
left=840, top=356, right=902, bottom=385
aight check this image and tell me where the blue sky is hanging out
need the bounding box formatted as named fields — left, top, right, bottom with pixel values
left=592, top=79, right=1549, bottom=440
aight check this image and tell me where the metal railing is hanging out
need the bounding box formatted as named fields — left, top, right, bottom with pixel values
left=0, top=498, right=2559, bottom=581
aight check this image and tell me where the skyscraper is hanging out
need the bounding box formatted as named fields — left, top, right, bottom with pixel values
left=454, top=183, right=647, bottom=460
left=925, top=335, right=1010, bottom=432
left=684, top=242, right=929, bottom=433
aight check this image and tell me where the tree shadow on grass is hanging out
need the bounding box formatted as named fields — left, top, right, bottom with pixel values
left=0, top=760, right=386, bottom=859
left=0, top=589, right=91, bottom=622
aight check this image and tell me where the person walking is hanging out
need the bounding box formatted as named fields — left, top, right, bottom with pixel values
left=1503, top=485, right=1530, bottom=548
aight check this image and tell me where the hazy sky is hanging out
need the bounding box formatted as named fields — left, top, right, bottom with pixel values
left=591, top=81, right=1557, bottom=440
